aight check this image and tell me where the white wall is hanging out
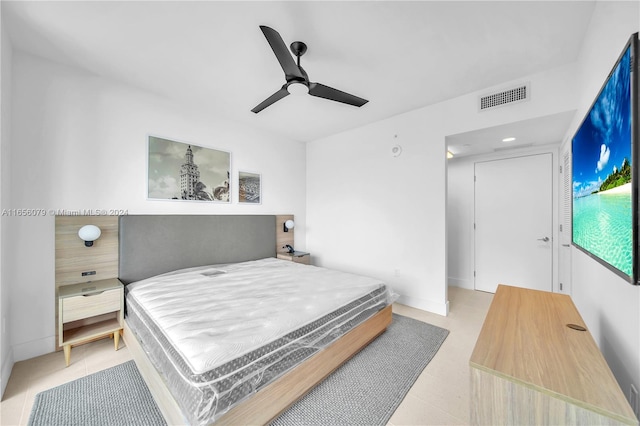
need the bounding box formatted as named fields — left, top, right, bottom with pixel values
left=1, top=12, right=14, bottom=396
left=5, top=51, right=307, bottom=363
left=446, top=152, right=474, bottom=290
left=307, top=60, right=577, bottom=316
left=307, top=107, right=450, bottom=314
left=564, top=0, right=640, bottom=411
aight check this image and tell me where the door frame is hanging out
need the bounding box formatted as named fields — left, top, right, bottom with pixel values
left=559, top=139, right=573, bottom=295
left=472, top=148, right=561, bottom=293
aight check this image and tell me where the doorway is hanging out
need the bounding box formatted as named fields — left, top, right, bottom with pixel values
left=474, top=153, right=553, bottom=293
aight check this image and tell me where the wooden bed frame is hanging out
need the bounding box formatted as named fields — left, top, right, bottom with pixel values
left=53, top=214, right=392, bottom=425
left=123, top=304, right=392, bottom=425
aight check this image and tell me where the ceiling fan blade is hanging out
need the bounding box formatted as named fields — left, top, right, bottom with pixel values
left=259, top=26, right=304, bottom=80
left=251, top=87, right=289, bottom=113
left=308, top=83, right=368, bottom=107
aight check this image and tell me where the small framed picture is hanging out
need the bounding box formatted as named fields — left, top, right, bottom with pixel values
left=238, top=171, right=261, bottom=204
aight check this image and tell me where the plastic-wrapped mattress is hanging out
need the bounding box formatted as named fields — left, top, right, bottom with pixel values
left=125, top=257, right=393, bottom=425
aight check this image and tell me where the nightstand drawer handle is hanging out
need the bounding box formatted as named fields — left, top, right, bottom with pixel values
left=82, top=291, right=105, bottom=297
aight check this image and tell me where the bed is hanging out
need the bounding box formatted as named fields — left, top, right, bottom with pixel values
left=119, top=215, right=393, bottom=425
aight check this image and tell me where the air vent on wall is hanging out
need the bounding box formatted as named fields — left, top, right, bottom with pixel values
left=479, top=83, right=530, bottom=111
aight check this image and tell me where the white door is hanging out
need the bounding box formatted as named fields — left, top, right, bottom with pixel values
left=475, top=153, right=553, bottom=293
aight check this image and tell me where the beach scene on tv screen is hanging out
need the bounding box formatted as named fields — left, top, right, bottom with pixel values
left=572, top=46, right=632, bottom=277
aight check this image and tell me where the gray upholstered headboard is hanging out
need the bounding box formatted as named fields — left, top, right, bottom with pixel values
left=118, top=215, right=276, bottom=284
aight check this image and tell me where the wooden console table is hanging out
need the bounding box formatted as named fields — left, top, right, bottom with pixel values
left=470, top=284, right=638, bottom=425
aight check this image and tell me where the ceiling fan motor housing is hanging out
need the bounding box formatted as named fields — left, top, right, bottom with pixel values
left=290, top=41, right=307, bottom=57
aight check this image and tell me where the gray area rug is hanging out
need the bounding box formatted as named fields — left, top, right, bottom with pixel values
left=272, top=314, right=449, bottom=425
left=28, top=359, right=164, bottom=426
left=28, top=314, right=448, bottom=426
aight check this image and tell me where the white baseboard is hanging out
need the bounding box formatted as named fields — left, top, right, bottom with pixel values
left=448, top=277, right=473, bottom=289
left=1, top=348, right=14, bottom=398
left=12, top=336, right=54, bottom=363
left=396, top=294, right=449, bottom=316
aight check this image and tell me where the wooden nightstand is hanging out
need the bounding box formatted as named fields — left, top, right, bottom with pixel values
left=58, top=278, right=124, bottom=366
left=277, top=251, right=311, bottom=265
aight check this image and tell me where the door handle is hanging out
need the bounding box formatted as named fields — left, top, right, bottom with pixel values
left=562, top=243, right=570, bottom=247
left=537, top=237, right=550, bottom=242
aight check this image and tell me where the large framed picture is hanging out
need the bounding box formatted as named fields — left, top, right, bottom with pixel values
left=571, top=33, right=638, bottom=284
left=238, top=171, right=261, bottom=204
left=148, top=136, right=231, bottom=202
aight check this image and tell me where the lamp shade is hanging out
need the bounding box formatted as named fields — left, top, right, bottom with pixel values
left=284, top=220, right=295, bottom=230
left=78, top=225, right=101, bottom=247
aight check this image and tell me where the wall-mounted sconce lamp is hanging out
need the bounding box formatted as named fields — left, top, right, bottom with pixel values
left=78, top=225, right=101, bottom=247
left=283, top=219, right=295, bottom=233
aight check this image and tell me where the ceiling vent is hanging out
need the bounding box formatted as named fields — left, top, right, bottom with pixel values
left=479, top=83, right=530, bottom=111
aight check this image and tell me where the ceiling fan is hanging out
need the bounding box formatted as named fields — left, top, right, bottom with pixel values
left=252, top=25, right=369, bottom=113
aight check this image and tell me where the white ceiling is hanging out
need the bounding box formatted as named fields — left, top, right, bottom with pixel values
left=446, top=110, right=577, bottom=158
left=2, top=1, right=595, bottom=149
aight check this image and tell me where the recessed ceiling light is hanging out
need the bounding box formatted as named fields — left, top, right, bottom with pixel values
left=502, top=137, right=516, bottom=142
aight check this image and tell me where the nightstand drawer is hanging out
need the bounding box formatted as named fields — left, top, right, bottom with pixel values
left=62, top=288, right=121, bottom=323
left=292, top=255, right=310, bottom=265
left=277, top=251, right=311, bottom=265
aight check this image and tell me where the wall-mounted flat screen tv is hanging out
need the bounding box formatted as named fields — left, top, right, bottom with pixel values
left=572, top=33, right=638, bottom=285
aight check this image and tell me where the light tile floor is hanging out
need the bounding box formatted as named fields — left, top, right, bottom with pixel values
left=388, top=287, right=493, bottom=425
left=0, top=286, right=493, bottom=426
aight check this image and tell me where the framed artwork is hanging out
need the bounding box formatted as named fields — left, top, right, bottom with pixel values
left=148, top=136, right=231, bottom=202
left=238, top=171, right=261, bottom=204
